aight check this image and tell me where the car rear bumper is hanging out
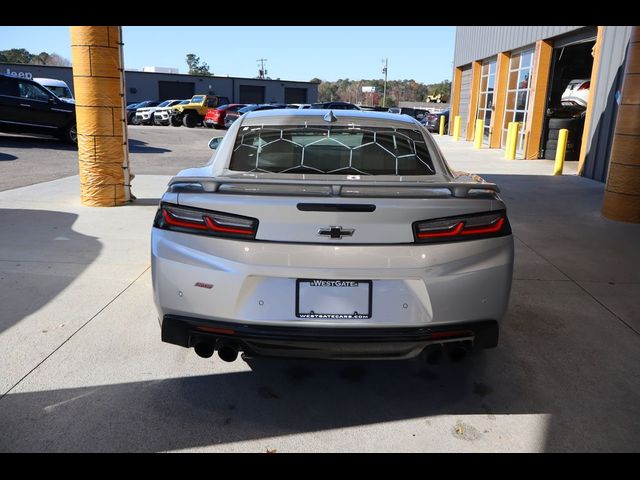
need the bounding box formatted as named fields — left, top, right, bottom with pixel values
left=152, top=229, right=513, bottom=330
left=161, top=315, right=498, bottom=359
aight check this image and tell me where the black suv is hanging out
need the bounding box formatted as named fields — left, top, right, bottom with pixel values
left=0, top=74, right=77, bottom=143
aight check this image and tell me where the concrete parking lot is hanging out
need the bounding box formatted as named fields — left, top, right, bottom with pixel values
left=0, top=129, right=639, bottom=452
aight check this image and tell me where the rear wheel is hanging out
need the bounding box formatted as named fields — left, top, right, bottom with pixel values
left=170, top=115, right=182, bottom=127
left=183, top=111, right=198, bottom=128
left=59, top=123, right=77, bottom=144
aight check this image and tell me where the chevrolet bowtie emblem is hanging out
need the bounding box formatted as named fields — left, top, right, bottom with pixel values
left=318, top=226, right=355, bottom=239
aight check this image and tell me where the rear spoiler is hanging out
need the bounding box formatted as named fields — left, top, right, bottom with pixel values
left=167, top=176, right=499, bottom=199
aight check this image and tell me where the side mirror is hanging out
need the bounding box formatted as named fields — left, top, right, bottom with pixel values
left=208, top=137, right=222, bottom=150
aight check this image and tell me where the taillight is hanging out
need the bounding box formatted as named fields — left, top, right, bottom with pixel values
left=413, top=211, right=509, bottom=243
left=154, top=204, right=258, bottom=240
left=578, top=81, right=590, bottom=90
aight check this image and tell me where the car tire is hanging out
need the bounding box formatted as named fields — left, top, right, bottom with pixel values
left=60, top=122, right=77, bottom=144
left=548, top=117, right=573, bottom=129
left=131, top=115, right=140, bottom=126
left=213, top=124, right=222, bottom=130
left=547, top=129, right=560, bottom=140
left=170, top=116, right=182, bottom=127
left=183, top=111, right=198, bottom=128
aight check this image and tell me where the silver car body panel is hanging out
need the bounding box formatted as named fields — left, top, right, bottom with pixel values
left=151, top=109, right=514, bottom=355
left=152, top=231, right=513, bottom=328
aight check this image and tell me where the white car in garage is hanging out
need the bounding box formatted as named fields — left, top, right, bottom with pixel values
left=561, top=79, right=590, bottom=108
left=151, top=109, right=514, bottom=363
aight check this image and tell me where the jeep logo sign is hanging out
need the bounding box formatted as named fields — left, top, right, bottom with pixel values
left=5, top=68, right=33, bottom=80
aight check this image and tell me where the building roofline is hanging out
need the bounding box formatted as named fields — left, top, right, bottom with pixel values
left=0, top=62, right=316, bottom=85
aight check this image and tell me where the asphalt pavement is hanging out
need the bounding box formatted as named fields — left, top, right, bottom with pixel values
left=0, top=125, right=222, bottom=192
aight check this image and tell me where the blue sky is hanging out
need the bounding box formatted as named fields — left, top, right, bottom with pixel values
left=0, top=26, right=455, bottom=84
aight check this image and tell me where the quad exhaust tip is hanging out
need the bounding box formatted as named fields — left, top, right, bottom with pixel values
left=217, top=343, right=239, bottom=362
left=194, top=342, right=214, bottom=358
left=423, top=341, right=472, bottom=364
left=194, top=341, right=239, bottom=362
left=423, top=344, right=443, bottom=365
left=445, top=341, right=471, bottom=363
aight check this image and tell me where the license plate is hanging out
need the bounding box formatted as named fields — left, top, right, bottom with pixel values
left=296, top=279, right=372, bottom=319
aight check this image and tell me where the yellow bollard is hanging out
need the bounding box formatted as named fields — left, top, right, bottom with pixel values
left=439, top=115, right=445, bottom=136
left=504, top=122, right=515, bottom=159
left=553, top=128, right=569, bottom=175
left=474, top=119, right=484, bottom=149
left=453, top=116, right=461, bottom=141
left=506, top=122, right=520, bottom=160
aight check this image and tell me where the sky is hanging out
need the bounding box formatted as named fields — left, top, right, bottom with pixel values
left=0, top=26, right=455, bottom=84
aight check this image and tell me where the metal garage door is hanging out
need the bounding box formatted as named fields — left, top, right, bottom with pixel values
left=239, top=85, right=265, bottom=104
left=458, top=64, right=473, bottom=139
left=284, top=87, right=307, bottom=104
left=158, top=81, right=195, bottom=100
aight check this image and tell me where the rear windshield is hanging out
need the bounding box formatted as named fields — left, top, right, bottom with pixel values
left=229, top=125, right=435, bottom=175
left=45, top=86, right=72, bottom=98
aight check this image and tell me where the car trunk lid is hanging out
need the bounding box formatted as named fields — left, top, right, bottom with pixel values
left=172, top=175, right=499, bottom=244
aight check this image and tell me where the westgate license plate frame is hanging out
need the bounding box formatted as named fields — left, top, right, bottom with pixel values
left=295, top=279, right=373, bottom=319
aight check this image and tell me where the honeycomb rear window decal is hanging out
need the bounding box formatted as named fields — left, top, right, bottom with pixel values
left=229, top=125, right=436, bottom=175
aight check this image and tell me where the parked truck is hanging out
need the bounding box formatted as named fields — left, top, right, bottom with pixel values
left=169, top=94, right=231, bottom=128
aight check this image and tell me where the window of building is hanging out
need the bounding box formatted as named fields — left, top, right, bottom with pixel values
left=501, top=48, right=534, bottom=155
left=476, top=58, right=497, bottom=145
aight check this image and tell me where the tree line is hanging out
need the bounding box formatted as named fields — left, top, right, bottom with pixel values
left=0, top=48, right=71, bottom=67
left=310, top=78, right=451, bottom=107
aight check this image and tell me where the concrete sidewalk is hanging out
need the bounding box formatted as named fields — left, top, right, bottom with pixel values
left=0, top=137, right=639, bottom=452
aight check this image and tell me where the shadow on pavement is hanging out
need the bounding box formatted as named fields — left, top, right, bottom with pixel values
left=130, top=198, right=161, bottom=206
left=0, top=134, right=76, bottom=151
left=1, top=305, right=638, bottom=454
left=0, top=153, right=18, bottom=161
left=0, top=209, right=102, bottom=336
left=0, top=354, right=499, bottom=452
left=129, top=138, right=171, bottom=154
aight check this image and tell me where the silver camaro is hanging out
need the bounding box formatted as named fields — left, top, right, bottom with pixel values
left=151, top=110, right=514, bottom=362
